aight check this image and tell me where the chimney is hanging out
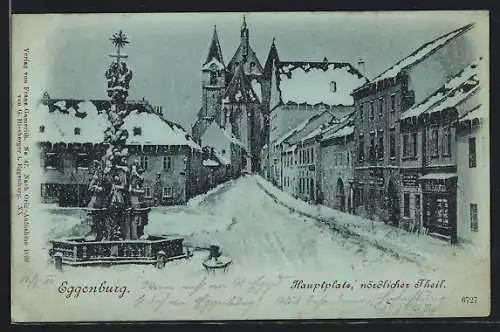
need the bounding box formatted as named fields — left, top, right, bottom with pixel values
left=357, top=58, right=366, bottom=75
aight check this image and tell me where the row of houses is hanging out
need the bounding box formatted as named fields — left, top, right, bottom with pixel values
left=263, top=23, right=488, bottom=245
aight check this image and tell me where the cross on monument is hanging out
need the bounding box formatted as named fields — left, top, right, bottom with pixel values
left=109, top=30, right=129, bottom=65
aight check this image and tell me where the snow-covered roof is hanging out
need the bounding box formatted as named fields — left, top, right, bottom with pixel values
left=36, top=101, right=108, bottom=143
left=459, top=105, right=483, bottom=123
left=322, top=125, right=354, bottom=141
left=214, top=151, right=231, bottom=166
left=275, top=114, right=318, bottom=146
left=37, top=99, right=201, bottom=150
left=370, top=23, right=474, bottom=86
left=203, top=159, right=220, bottom=167
left=419, top=173, right=457, bottom=180
left=124, top=110, right=201, bottom=150
left=277, top=61, right=368, bottom=106
left=221, top=127, right=247, bottom=152
left=400, top=58, right=482, bottom=120
left=301, top=124, right=328, bottom=142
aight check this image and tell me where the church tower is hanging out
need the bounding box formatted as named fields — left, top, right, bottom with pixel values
left=201, top=25, right=226, bottom=126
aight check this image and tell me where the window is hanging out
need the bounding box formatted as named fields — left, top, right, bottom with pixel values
left=402, top=134, right=409, bottom=157
left=358, top=104, right=363, bottom=122
left=221, top=149, right=226, bottom=154
left=76, top=153, right=89, bottom=168
left=163, top=156, right=172, bottom=170
left=162, top=187, right=173, bottom=198
left=133, top=127, right=142, bottom=136
left=45, top=152, right=58, bottom=169
left=442, top=127, right=452, bottom=156
left=370, top=101, right=375, bottom=119
left=469, top=137, right=476, bottom=168
left=311, top=148, right=314, bottom=163
left=74, top=127, right=81, bottom=135
left=140, top=156, right=149, bottom=170
left=403, top=193, right=410, bottom=217
left=144, top=187, right=152, bottom=198
left=210, top=71, right=217, bottom=85
left=369, top=133, right=375, bottom=160
left=390, top=94, right=396, bottom=112
left=378, top=98, right=383, bottom=117
left=358, top=135, right=365, bottom=161
left=41, top=183, right=59, bottom=199
left=390, top=129, right=396, bottom=158
left=470, top=203, right=478, bottom=232
left=39, top=125, right=45, bottom=133
left=378, top=134, right=384, bottom=160
left=411, top=132, right=418, bottom=158
left=431, top=127, right=439, bottom=157
left=329, top=81, right=337, bottom=92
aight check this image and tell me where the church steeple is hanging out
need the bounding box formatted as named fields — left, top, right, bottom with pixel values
left=240, top=15, right=249, bottom=59
left=204, top=25, right=225, bottom=67
left=264, top=37, right=280, bottom=79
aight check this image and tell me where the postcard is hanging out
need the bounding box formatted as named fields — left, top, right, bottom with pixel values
left=11, top=11, right=490, bottom=322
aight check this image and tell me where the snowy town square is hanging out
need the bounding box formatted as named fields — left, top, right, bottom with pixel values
left=12, top=12, right=490, bottom=321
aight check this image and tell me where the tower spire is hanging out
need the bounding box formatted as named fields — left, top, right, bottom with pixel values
left=203, top=25, right=225, bottom=67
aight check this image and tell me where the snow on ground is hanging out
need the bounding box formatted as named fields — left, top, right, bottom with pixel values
left=37, top=174, right=483, bottom=280
left=254, top=175, right=483, bottom=271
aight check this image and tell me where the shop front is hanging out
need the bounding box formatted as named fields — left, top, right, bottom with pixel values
left=420, top=173, right=457, bottom=244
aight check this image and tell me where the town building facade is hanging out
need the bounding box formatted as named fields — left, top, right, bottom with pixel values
left=456, top=101, right=488, bottom=246
left=37, top=94, right=203, bottom=207
left=398, top=57, right=483, bottom=242
left=319, top=117, right=355, bottom=213
left=352, top=23, right=477, bottom=225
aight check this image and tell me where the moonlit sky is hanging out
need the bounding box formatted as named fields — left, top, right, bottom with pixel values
left=44, top=12, right=480, bottom=129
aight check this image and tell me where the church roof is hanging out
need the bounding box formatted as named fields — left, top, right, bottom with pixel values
left=263, top=39, right=280, bottom=78
left=276, top=61, right=368, bottom=106
left=203, top=26, right=225, bottom=68
left=223, top=64, right=260, bottom=104
left=227, top=43, right=264, bottom=75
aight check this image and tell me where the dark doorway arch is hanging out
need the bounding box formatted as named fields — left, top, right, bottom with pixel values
left=336, top=178, right=346, bottom=212
left=387, top=178, right=400, bottom=225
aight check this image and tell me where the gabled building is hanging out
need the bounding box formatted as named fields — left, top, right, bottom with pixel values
left=398, top=57, right=484, bottom=243
left=37, top=94, right=202, bottom=207
left=351, top=23, right=477, bottom=224
left=192, top=17, right=266, bottom=175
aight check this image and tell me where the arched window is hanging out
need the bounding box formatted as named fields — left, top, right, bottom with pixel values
left=250, top=62, right=256, bottom=72
left=74, top=127, right=81, bottom=135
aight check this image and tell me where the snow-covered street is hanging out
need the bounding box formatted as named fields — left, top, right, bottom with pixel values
left=22, top=174, right=488, bottom=321
left=37, top=175, right=484, bottom=278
